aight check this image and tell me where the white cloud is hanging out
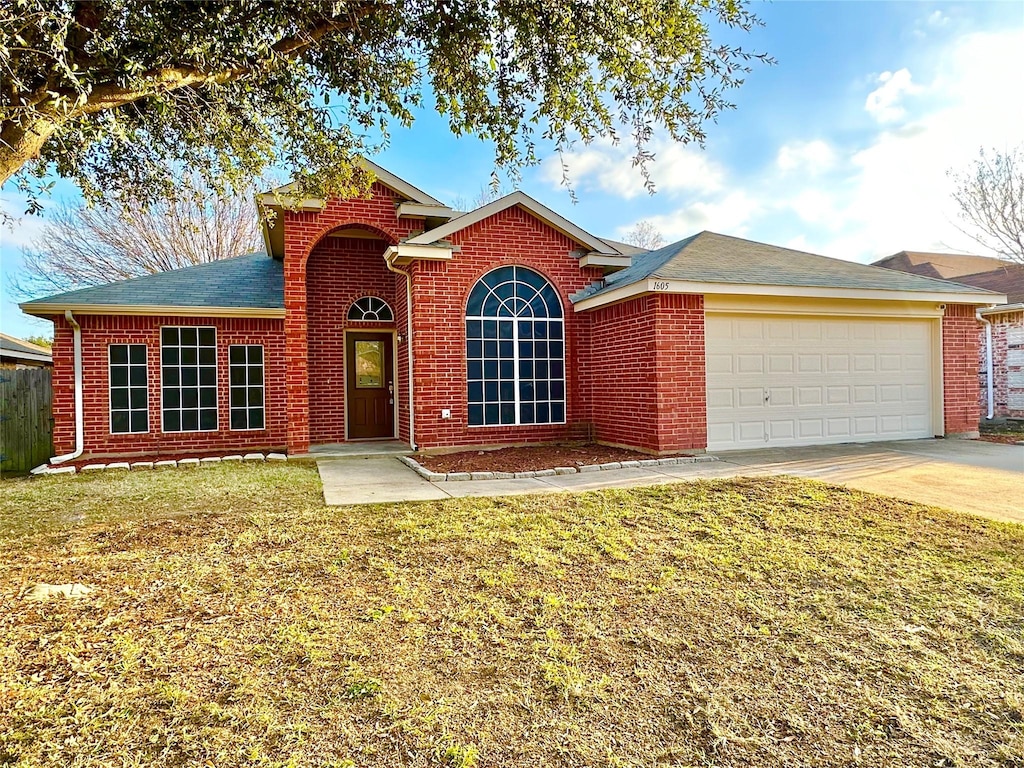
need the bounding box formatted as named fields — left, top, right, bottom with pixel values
left=864, top=68, right=921, bottom=123
left=542, top=138, right=724, bottom=200
left=776, top=140, right=837, bottom=175
left=624, top=191, right=762, bottom=241
left=927, top=10, right=949, bottom=27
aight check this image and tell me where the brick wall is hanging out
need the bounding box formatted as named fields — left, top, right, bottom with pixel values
left=589, top=296, right=659, bottom=450
left=49, top=314, right=286, bottom=459
left=652, top=294, right=707, bottom=451
left=282, top=183, right=420, bottom=452
left=942, top=304, right=981, bottom=435
left=306, top=236, right=400, bottom=443
left=978, top=310, right=1024, bottom=418
left=409, top=206, right=605, bottom=449
left=589, top=294, right=706, bottom=453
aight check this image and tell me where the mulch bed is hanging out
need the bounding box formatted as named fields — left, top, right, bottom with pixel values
left=418, top=443, right=691, bottom=474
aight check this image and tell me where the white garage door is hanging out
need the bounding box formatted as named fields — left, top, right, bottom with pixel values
left=706, top=315, right=934, bottom=450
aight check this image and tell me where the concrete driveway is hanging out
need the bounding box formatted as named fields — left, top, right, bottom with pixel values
left=711, top=439, right=1023, bottom=524
left=318, top=439, right=1022, bottom=524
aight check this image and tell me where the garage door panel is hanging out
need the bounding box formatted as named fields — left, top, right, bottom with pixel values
left=798, top=387, right=823, bottom=406
left=736, top=354, right=763, bottom=373
left=707, top=315, right=934, bottom=450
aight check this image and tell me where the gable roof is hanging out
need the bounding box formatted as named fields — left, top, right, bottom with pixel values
left=872, top=250, right=1011, bottom=280
left=20, top=253, right=284, bottom=317
left=259, top=157, right=444, bottom=209
left=406, top=191, right=622, bottom=255
left=0, top=333, right=52, bottom=364
left=573, top=231, right=1005, bottom=307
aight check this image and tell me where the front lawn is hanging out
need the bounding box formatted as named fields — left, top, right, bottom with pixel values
left=1, top=465, right=1022, bottom=767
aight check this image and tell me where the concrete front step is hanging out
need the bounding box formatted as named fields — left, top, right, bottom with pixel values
left=294, top=441, right=413, bottom=461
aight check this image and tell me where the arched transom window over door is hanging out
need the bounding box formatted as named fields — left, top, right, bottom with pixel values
left=466, top=265, right=566, bottom=427
left=348, top=296, right=394, bottom=322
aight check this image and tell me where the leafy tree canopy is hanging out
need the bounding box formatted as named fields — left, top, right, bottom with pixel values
left=1, top=0, right=769, bottom=212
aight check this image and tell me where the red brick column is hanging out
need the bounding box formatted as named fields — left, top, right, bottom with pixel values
left=653, top=294, right=706, bottom=452
left=942, top=304, right=981, bottom=436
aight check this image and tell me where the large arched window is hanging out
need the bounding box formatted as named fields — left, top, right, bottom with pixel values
left=466, top=266, right=565, bottom=426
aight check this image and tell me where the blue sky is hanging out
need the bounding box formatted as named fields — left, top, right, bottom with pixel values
left=2, top=1, right=1022, bottom=339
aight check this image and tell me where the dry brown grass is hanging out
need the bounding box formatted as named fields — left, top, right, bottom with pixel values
left=1, top=464, right=1022, bottom=767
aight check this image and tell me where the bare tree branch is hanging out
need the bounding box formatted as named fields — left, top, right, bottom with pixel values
left=622, top=220, right=664, bottom=250
left=12, top=184, right=262, bottom=298
left=948, top=146, right=1024, bottom=264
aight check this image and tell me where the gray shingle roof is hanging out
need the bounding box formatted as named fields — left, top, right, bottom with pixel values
left=575, top=231, right=1003, bottom=301
left=21, top=252, right=283, bottom=310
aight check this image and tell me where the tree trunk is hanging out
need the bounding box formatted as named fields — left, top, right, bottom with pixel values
left=0, top=117, right=60, bottom=185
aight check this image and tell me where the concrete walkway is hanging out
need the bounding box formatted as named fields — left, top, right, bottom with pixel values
left=317, top=439, right=1023, bottom=524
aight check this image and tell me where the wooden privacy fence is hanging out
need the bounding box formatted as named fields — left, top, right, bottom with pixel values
left=0, top=367, right=54, bottom=474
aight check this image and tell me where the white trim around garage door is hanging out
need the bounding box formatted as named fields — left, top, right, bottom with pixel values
left=704, top=307, right=945, bottom=451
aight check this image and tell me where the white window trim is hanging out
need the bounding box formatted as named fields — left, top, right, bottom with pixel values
left=228, top=344, right=266, bottom=431
left=108, top=343, right=149, bottom=435
left=159, top=326, right=219, bottom=433
left=347, top=295, right=395, bottom=322
left=465, top=267, right=567, bottom=428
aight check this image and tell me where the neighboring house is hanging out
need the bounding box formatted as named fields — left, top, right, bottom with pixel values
left=874, top=251, right=1024, bottom=419
left=20, top=161, right=1005, bottom=462
left=0, top=333, right=53, bottom=368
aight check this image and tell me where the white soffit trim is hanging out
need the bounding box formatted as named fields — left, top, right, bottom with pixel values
left=406, top=191, right=620, bottom=255
left=384, top=243, right=454, bottom=266
left=20, top=303, right=285, bottom=319
left=579, top=253, right=633, bottom=270
left=572, top=278, right=1007, bottom=312
left=979, top=302, right=1024, bottom=315
left=396, top=202, right=455, bottom=219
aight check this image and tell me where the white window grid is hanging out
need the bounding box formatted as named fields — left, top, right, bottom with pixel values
left=466, top=267, right=566, bottom=427
left=160, top=326, right=218, bottom=433
left=108, top=344, right=149, bottom=434
left=229, top=344, right=265, bottom=431
left=348, top=295, right=394, bottom=322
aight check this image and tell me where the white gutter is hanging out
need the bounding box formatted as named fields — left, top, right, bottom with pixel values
left=976, top=309, right=994, bottom=420
left=384, top=251, right=417, bottom=451
left=51, top=310, right=84, bottom=464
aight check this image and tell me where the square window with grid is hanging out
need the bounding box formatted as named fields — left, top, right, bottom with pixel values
left=109, top=344, right=148, bottom=433
left=229, top=345, right=265, bottom=430
left=161, top=327, right=217, bottom=432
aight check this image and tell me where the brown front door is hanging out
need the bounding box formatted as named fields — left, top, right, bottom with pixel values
left=346, top=332, right=395, bottom=439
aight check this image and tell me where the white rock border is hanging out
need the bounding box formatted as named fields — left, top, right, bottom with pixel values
left=398, top=453, right=718, bottom=482
left=31, top=451, right=290, bottom=476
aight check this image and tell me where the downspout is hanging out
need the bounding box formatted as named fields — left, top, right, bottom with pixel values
left=976, top=309, right=994, bottom=420
left=51, top=310, right=84, bottom=464
left=385, top=254, right=417, bottom=451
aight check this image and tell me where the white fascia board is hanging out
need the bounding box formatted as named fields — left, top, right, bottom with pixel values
left=361, top=158, right=444, bottom=205
left=396, top=202, right=455, bottom=219
left=383, top=243, right=455, bottom=266
left=572, top=278, right=1006, bottom=312
left=579, top=253, right=633, bottom=270
left=979, top=302, right=1023, bottom=315
left=406, top=191, right=618, bottom=255
left=20, top=303, right=285, bottom=319
left=258, top=184, right=325, bottom=211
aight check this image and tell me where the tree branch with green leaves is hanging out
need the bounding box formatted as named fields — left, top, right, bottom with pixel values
left=1, top=0, right=771, bottom=212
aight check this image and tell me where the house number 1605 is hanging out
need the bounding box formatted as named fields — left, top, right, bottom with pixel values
left=653, top=280, right=670, bottom=291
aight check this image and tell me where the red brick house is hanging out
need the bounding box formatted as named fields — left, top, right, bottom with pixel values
left=874, top=251, right=1024, bottom=419
left=22, top=162, right=1006, bottom=463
